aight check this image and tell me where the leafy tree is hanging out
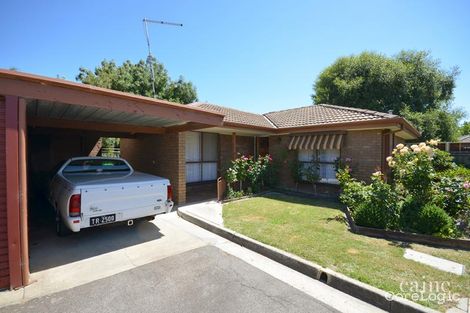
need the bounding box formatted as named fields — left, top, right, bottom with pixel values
left=401, top=106, right=463, bottom=141
left=313, top=51, right=458, bottom=113
left=76, top=58, right=197, bottom=104
left=312, top=51, right=462, bottom=141
left=460, top=121, right=470, bottom=136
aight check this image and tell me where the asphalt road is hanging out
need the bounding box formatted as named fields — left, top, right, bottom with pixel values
left=1, top=245, right=339, bottom=313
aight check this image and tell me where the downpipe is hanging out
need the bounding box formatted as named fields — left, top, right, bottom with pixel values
left=127, top=219, right=134, bottom=226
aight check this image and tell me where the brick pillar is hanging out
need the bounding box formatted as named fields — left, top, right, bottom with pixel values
left=120, top=133, right=186, bottom=204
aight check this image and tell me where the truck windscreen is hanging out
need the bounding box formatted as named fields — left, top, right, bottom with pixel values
left=62, top=159, right=131, bottom=174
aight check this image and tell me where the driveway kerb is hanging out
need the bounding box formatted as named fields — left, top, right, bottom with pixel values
left=177, top=208, right=439, bottom=313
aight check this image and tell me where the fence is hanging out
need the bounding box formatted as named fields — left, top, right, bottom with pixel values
left=100, top=147, right=121, bottom=158
left=437, top=142, right=470, bottom=167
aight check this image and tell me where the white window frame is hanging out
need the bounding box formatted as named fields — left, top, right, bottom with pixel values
left=185, top=132, right=219, bottom=183
left=298, top=149, right=340, bottom=184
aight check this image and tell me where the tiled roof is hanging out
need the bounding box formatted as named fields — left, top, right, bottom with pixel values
left=459, top=135, right=470, bottom=143
left=190, top=102, right=398, bottom=130
left=263, top=104, right=397, bottom=129
left=188, top=102, right=275, bottom=128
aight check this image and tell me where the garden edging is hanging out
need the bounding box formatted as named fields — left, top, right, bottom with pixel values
left=177, top=207, right=438, bottom=313
left=344, top=207, right=470, bottom=251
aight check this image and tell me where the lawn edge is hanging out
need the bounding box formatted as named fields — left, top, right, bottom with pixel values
left=344, top=206, right=470, bottom=250
left=178, top=207, right=439, bottom=313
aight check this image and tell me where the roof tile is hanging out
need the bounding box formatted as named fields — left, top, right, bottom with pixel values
left=189, top=102, right=398, bottom=129
left=189, top=102, right=275, bottom=128
left=264, top=104, right=397, bottom=128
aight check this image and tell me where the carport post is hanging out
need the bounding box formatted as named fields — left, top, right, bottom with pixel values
left=5, top=95, right=22, bottom=288
left=18, top=98, right=29, bottom=286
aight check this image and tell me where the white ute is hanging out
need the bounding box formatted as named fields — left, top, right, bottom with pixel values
left=49, top=157, right=174, bottom=236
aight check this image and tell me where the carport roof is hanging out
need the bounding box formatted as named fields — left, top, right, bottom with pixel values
left=0, top=69, right=225, bottom=134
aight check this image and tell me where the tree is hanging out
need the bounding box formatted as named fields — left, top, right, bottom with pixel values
left=400, top=106, right=463, bottom=141
left=460, top=121, right=470, bottom=136
left=312, top=51, right=462, bottom=141
left=76, top=58, right=197, bottom=104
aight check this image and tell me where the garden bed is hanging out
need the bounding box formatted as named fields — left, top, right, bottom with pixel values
left=344, top=207, right=470, bottom=250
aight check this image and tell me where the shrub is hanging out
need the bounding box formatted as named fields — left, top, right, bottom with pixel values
left=225, top=154, right=273, bottom=197
left=352, top=172, right=399, bottom=229
left=388, top=142, right=436, bottom=204
left=443, top=166, right=470, bottom=181
left=227, top=188, right=246, bottom=200
left=289, top=159, right=303, bottom=189
left=431, top=149, right=455, bottom=172
left=337, top=167, right=370, bottom=211
left=369, top=172, right=401, bottom=229
left=415, top=204, right=456, bottom=238
left=433, top=176, right=470, bottom=218
left=339, top=140, right=467, bottom=238
left=354, top=203, right=390, bottom=229
left=304, top=163, right=320, bottom=191
left=263, top=159, right=281, bottom=187
left=338, top=169, right=399, bottom=229
left=400, top=196, right=422, bottom=232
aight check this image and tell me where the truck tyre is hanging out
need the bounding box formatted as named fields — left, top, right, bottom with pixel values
left=56, top=211, right=71, bottom=237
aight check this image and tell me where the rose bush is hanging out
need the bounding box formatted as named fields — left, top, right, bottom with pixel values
left=225, top=154, right=272, bottom=198
left=338, top=140, right=470, bottom=238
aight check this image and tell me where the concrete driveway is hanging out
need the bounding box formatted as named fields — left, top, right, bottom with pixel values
left=0, top=209, right=383, bottom=313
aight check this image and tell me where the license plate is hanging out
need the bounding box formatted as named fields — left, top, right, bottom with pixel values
left=90, top=214, right=116, bottom=226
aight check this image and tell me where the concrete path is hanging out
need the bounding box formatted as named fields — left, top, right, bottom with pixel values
left=404, top=248, right=466, bottom=275
left=0, top=211, right=383, bottom=313
left=179, top=200, right=224, bottom=225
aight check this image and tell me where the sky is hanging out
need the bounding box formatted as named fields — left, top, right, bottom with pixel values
left=1, top=0, right=469, bottom=119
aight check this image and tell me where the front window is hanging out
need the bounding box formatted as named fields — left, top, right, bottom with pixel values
left=298, top=149, right=340, bottom=184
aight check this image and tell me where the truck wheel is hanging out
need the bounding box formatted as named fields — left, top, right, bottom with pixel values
left=56, top=212, right=71, bottom=237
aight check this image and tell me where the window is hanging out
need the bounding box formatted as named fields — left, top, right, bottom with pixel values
left=185, top=132, right=218, bottom=183
left=298, top=149, right=340, bottom=184
left=63, top=158, right=131, bottom=174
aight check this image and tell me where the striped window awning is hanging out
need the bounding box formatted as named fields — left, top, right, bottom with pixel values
left=288, top=134, right=344, bottom=150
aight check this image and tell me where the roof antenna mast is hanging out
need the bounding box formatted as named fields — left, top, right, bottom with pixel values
left=143, top=18, right=183, bottom=98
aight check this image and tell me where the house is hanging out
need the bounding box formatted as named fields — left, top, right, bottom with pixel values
left=436, top=135, right=470, bottom=167
left=459, top=135, right=470, bottom=143
left=196, top=102, right=417, bottom=183
left=0, top=69, right=419, bottom=289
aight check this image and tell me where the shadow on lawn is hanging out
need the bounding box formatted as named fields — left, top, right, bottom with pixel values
left=387, top=240, right=412, bottom=249
left=260, top=192, right=343, bottom=210
left=325, top=214, right=349, bottom=226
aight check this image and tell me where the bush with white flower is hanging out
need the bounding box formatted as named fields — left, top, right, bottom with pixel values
left=338, top=140, right=470, bottom=238
left=387, top=141, right=436, bottom=204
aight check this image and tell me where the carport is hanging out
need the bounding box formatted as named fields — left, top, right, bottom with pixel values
left=0, top=69, right=224, bottom=290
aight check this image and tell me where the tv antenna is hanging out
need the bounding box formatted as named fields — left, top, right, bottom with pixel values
left=143, top=18, right=183, bottom=98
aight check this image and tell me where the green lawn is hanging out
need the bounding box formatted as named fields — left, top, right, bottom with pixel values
left=223, top=193, right=470, bottom=312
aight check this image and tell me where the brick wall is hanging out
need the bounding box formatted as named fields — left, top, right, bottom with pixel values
left=268, top=130, right=385, bottom=192
left=268, top=135, right=297, bottom=189
left=393, top=134, right=406, bottom=147
left=341, top=130, right=384, bottom=182
left=121, top=133, right=186, bottom=204
left=219, top=134, right=255, bottom=171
